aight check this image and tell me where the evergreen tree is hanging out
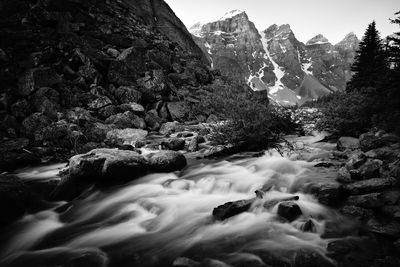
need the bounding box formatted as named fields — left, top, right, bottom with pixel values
left=347, top=21, right=387, bottom=92
left=388, top=11, right=400, bottom=69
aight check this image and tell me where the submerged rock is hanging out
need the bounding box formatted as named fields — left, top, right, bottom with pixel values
left=277, top=201, right=302, bottom=221
left=213, top=198, right=254, bottom=221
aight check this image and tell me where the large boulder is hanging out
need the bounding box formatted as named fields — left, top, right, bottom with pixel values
left=337, top=137, right=360, bottom=151
left=87, top=96, right=112, bottom=111
left=358, top=159, right=382, bottom=179
left=68, top=149, right=148, bottom=181
left=367, top=218, right=400, bottom=237
left=162, top=138, right=185, bottom=151
left=106, top=128, right=148, bottom=146
left=346, top=193, right=383, bottom=209
left=359, top=132, right=399, bottom=152
left=105, top=111, right=136, bottom=129
left=159, top=121, right=179, bottom=135
left=146, top=150, right=187, bottom=172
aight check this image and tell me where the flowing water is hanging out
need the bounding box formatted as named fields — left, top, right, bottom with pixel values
left=0, top=134, right=350, bottom=267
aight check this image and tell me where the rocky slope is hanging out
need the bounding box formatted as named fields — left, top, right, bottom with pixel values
left=0, top=0, right=233, bottom=171
left=191, top=11, right=360, bottom=105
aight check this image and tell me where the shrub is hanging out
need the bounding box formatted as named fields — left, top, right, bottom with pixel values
left=315, top=91, right=373, bottom=136
left=194, top=80, right=296, bottom=150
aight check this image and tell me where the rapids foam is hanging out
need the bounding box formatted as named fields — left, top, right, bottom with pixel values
left=1, top=151, right=342, bottom=266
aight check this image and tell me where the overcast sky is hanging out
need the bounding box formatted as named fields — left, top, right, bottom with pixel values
left=165, top=0, right=399, bottom=44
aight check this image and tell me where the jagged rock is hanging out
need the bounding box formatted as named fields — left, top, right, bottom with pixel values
left=107, top=48, right=120, bottom=58
left=277, top=201, right=302, bottom=221
left=388, top=159, right=400, bottom=180
left=306, top=182, right=344, bottom=206
left=167, top=102, right=189, bottom=121
left=346, top=193, right=383, bottom=209
left=88, top=96, right=112, bottom=110
left=300, top=219, right=317, bottom=232
left=65, top=108, right=94, bottom=126
left=358, top=159, right=382, bottom=179
left=213, top=198, right=254, bottom=221
left=365, top=146, right=399, bottom=163
left=345, top=152, right=367, bottom=170
left=340, top=205, right=374, bottom=220
left=42, top=120, right=83, bottom=148
left=337, top=137, right=360, bottom=151
left=345, top=178, right=395, bottom=195
left=0, top=174, right=31, bottom=226
left=162, top=138, right=185, bottom=151
left=114, top=86, right=142, bottom=104
left=137, top=70, right=169, bottom=100
left=159, top=121, right=179, bottom=135
left=17, top=67, right=61, bottom=97
left=146, top=150, right=187, bottom=172
left=97, top=105, right=120, bottom=120
left=86, top=122, right=113, bottom=143
left=359, top=132, right=388, bottom=152
left=106, top=128, right=148, bottom=146
left=188, top=137, right=199, bottom=152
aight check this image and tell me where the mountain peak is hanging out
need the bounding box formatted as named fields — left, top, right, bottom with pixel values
left=306, top=34, right=330, bottom=45
left=219, top=9, right=246, bottom=20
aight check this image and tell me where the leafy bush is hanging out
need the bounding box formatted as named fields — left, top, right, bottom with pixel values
left=194, top=80, right=296, bottom=150
left=315, top=91, right=373, bottom=136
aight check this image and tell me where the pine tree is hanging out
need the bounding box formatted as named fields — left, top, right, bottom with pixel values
left=347, top=21, right=387, bottom=92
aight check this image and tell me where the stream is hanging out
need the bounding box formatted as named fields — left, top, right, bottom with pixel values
left=0, top=133, right=350, bottom=267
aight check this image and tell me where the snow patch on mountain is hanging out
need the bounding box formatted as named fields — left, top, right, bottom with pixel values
left=219, top=9, right=244, bottom=20
left=261, top=32, right=285, bottom=95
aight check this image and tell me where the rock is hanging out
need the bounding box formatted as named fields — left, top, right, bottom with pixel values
left=42, top=120, right=83, bottom=148
left=358, top=159, right=382, bottom=179
left=365, top=146, right=399, bottom=163
left=107, top=48, right=120, bottom=58
left=306, top=182, right=344, bottom=206
left=106, top=128, right=148, bottom=146
left=213, top=198, right=254, bottom=221
left=337, top=137, right=360, bottom=151
left=21, top=112, right=50, bottom=139
left=340, top=205, right=374, bottom=220
left=345, top=152, right=367, bottom=170
left=359, top=132, right=390, bottom=152
left=0, top=138, right=30, bottom=152
left=97, top=105, right=120, bottom=120
left=65, top=108, right=94, bottom=126
left=68, top=148, right=148, bottom=181
left=300, top=219, right=317, bottom=232
left=145, top=110, right=162, bottom=131
left=105, top=111, right=136, bottom=128
left=345, top=178, right=395, bottom=195
left=188, top=137, right=199, bottom=152
left=146, top=150, right=187, bottom=172
left=173, top=257, right=200, bottom=267
left=337, top=167, right=352, bottom=183
left=17, top=67, right=61, bottom=97
left=162, top=138, right=185, bottom=151
left=88, top=96, right=112, bottom=110
left=137, top=70, right=170, bottom=99
left=114, top=86, right=142, bottom=104
left=86, top=122, right=113, bottom=143
left=159, top=121, right=179, bottom=135
left=388, top=159, right=400, bottom=180
left=346, top=193, right=383, bottom=209
left=293, top=249, right=335, bottom=267
left=206, top=114, right=219, bottom=123
left=0, top=174, right=31, bottom=226
left=367, top=218, right=400, bottom=237
left=167, top=102, right=189, bottom=121
left=11, top=99, right=31, bottom=119
left=263, top=196, right=299, bottom=208
left=277, top=201, right=302, bottom=221
left=120, top=102, right=145, bottom=114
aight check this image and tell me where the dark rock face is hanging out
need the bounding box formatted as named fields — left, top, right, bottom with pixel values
left=0, top=0, right=224, bottom=169
left=146, top=150, right=187, bottom=172
left=306, top=182, right=344, bottom=206
left=191, top=12, right=359, bottom=105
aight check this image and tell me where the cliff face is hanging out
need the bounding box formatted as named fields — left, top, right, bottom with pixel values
left=0, top=0, right=221, bottom=168
left=192, top=11, right=360, bottom=105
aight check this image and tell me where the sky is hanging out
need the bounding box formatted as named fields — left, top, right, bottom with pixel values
left=164, top=0, right=399, bottom=44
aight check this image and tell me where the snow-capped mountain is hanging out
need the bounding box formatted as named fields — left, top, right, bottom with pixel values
left=191, top=11, right=359, bottom=105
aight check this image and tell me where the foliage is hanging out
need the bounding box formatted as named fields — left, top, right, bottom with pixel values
left=194, top=80, right=296, bottom=149
left=315, top=91, right=372, bottom=136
